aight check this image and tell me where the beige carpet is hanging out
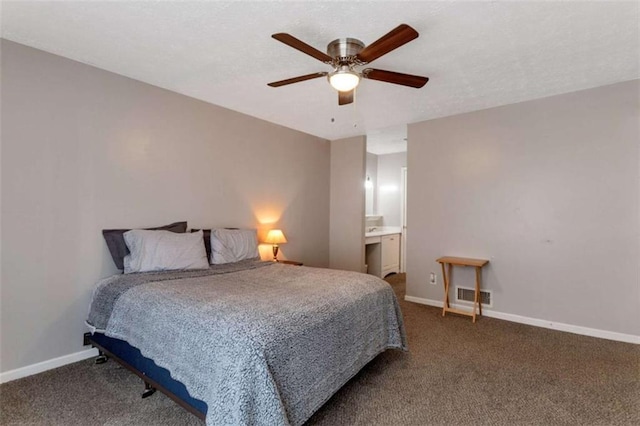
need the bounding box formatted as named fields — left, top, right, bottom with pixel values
left=1, top=273, right=638, bottom=425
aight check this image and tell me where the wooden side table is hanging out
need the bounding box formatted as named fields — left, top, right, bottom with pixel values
left=278, top=260, right=303, bottom=266
left=436, top=256, right=489, bottom=323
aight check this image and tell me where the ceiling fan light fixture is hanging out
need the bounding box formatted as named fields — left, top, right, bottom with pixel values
left=328, top=68, right=360, bottom=92
left=269, top=25, right=428, bottom=106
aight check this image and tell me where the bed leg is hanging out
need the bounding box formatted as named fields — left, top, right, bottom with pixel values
left=142, top=381, right=156, bottom=398
left=95, top=351, right=109, bottom=364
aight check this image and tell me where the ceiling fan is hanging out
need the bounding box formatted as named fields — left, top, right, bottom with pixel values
left=267, top=24, right=429, bottom=106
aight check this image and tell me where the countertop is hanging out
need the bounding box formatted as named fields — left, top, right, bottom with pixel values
left=365, top=226, right=402, bottom=238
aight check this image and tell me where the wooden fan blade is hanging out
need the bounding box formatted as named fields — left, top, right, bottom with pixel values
left=268, top=72, right=328, bottom=87
left=362, top=68, right=429, bottom=88
left=272, top=33, right=333, bottom=63
left=338, top=89, right=354, bottom=106
left=356, top=24, right=419, bottom=64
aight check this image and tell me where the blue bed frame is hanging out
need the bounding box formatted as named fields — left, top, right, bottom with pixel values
left=89, top=333, right=207, bottom=420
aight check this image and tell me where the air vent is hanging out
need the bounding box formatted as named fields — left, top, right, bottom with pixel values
left=456, top=286, right=492, bottom=307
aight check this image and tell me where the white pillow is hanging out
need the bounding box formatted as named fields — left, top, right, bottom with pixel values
left=210, top=228, right=260, bottom=264
left=123, top=229, right=209, bottom=273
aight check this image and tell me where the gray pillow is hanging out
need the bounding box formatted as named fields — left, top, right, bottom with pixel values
left=102, top=221, right=187, bottom=270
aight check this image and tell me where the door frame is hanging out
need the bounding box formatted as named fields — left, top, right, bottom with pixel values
left=400, top=166, right=407, bottom=273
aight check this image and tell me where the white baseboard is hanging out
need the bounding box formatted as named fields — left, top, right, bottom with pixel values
left=404, top=295, right=640, bottom=345
left=0, top=347, right=98, bottom=384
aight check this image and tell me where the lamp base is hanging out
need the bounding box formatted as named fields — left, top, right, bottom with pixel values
left=272, top=244, right=279, bottom=261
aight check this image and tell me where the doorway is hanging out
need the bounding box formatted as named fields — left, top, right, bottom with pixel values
left=364, top=125, right=408, bottom=275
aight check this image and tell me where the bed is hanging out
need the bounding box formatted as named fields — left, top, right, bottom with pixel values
left=86, top=225, right=407, bottom=425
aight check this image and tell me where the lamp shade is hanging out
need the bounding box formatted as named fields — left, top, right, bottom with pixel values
left=265, top=229, right=287, bottom=244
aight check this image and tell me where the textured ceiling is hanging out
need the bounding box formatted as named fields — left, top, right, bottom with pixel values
left=366, top=125, right=407, bottom=155
left=2, top=1, right=638, bottom=142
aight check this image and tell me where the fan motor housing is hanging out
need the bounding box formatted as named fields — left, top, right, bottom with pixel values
left=327, top=38, right=365, bottom=60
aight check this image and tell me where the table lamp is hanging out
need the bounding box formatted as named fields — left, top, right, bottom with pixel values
left=265, top=229, right=287, bottom=261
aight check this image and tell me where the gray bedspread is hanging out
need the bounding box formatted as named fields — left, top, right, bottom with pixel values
left=86, top=261, right=407, bottom=426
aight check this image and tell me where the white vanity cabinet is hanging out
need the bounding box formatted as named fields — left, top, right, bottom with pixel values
left=365, top=230, right=401, bottom=279
left=380, top=234, right=400, bottom=277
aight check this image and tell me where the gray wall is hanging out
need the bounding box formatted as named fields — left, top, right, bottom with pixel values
left=376, top=152, right=407, bottom=227
left=407, top=80, right=639, bottom=336
left=1, top=40, right=331, bottom=373
left=330, top=136, right=366, bottom=272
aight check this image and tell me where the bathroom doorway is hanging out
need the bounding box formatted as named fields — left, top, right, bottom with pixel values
left=365, top=125, right=408, bottom=275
